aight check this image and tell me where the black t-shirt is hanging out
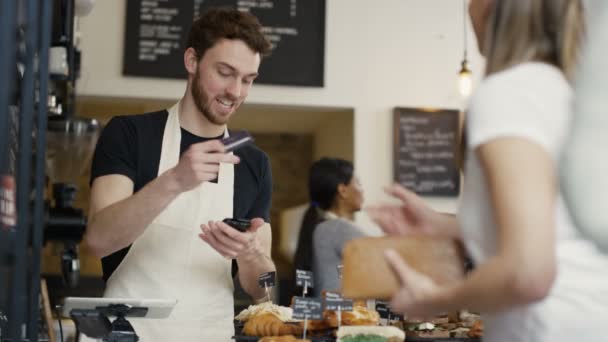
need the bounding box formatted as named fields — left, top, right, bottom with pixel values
left=90, top=110, right=272, bottom=281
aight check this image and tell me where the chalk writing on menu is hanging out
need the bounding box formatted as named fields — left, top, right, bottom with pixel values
left=123, top=0, right=326, bottom=86
left=123, top=0, right=189, bottom=78
left=393, top=108, right=460, bottom=197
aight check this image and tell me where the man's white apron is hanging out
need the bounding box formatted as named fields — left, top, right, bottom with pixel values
left=93, top=102, right=235, bottom=341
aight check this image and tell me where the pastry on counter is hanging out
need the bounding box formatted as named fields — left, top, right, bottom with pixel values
left=336, top=326, right=405, bottom=342
left=407, top=329, right=450, bottom=339
left=242, top=313, right=303, bottom=337
left=404, top=321, right=450, bottom=338
left=259, top=335, right=311, bottom=342
left=236, top=301, right=294, bottom=322
left=324, top=303, right=380, bottom=328
left=404, top=312, right=483, bottom=339
left=468, top=320, right=484, bottom=338
left=299, top=318, right=331, bottom=332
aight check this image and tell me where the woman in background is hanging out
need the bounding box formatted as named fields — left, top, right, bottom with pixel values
left=369, top=0, right=608, bottom=341
left=293, top=157, right=365, bottom=296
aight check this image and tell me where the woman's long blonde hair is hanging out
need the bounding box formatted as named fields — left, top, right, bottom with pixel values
left=483, top=0, right=585, bottom=83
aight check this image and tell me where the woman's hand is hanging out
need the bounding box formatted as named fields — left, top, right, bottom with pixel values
left=385, top=249, right=442, bottom=318
left=367, top=184, right=444, bottom=237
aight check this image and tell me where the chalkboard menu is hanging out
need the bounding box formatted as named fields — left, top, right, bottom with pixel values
left=123, top=0, right=325, bottom=86
left=393, top=108, right=460, bottom=196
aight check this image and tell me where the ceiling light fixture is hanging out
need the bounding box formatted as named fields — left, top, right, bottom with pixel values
left=458, top=0, right=473, bottom=98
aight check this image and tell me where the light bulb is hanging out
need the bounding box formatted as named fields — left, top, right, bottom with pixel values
left=458, top=60, right=473, bottom=97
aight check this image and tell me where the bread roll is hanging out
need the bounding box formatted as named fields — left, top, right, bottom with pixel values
left=324, top=305, right=380, bottom=327
left=342, top=236, right=465, bottom=299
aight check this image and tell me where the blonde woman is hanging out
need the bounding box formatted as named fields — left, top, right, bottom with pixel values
left=560, top=3, right=608, bottom=252
left=369, top=0, right=608, bottom=341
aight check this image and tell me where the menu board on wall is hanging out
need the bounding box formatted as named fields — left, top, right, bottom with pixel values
left=393, top=108, right=460, bottom=197
left=123, top=0, right=326, bottom=86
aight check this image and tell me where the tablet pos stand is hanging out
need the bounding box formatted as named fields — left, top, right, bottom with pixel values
left=70, top=304, right=146, bottom=342
left=63, top=297, right=176, bottom=342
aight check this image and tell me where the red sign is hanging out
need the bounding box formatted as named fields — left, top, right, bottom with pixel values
left=1, top=175, right=17, bottom=230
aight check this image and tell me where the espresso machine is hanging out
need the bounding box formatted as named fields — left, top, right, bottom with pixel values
left=1, top=0, right=98, bottom=340
left=45, top=115, right=100, bottom=288
left=43, top=0, right=99, bottom=289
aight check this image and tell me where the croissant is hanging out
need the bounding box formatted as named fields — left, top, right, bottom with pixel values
left=468, top=320, right=484, bottom=338
left=300, top=318, right=330, bottom=331
left=242, top=313, right=304, bottom=337
left=243, top=313, right=274, bottom=336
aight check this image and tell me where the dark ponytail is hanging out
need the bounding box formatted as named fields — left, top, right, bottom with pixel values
left=292, top=158, right=353, bottom=282
left=293, top=204, right=324, bottom=273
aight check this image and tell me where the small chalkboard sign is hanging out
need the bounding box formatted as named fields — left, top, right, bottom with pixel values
left=292, top=297, right=323, bottom=320
left=375, top=300, right=403, bottom=321
left=390, top=310, right=404, bottom=321
left=123, top=0, right=326, bottom=86
left=295, top=270, right=314, bottom=288
left=258, top=271, right=276, bottom=288
left=324, top=291, right=353, bottom=312
left=393, top=107, right=461, bottom=196
left=375, top=301, right=390, bottom=319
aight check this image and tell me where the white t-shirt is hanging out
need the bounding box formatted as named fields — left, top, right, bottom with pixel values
left=560, top=3, right=608, bottom=251
left=458, top=62, right=608, bottom=342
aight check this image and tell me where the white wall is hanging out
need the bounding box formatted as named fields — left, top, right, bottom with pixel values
left=77, top=0, right=484, bottom=224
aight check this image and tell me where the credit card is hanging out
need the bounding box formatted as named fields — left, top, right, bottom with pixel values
left=221, top=131, right=254, bottom=152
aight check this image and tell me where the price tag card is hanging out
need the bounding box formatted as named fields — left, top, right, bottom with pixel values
left=390, top=310, right=404, bottom=321
left=292, top=297, right=323, bottom=320
left=375, top=300, right=404, bottom=321
left=295, top=269, right=314, bottom=288
left=375, top=301, right=390, bottom=319
left=324, top=291, right=353, bottom=311
left=258, top=271, right=276, bottom=288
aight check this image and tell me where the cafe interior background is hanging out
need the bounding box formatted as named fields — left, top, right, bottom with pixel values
left=55, top=0, right=484, bottom=302
left=17, top=0, right=608, bottom=340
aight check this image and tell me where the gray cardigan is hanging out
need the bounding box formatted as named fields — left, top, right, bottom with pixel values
left=311, top=218, right=364, bottom=296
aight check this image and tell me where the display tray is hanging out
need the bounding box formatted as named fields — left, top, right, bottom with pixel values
left=233, top=322, right=481, bottom=342
left=233, top=336, right=480, bottom=342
